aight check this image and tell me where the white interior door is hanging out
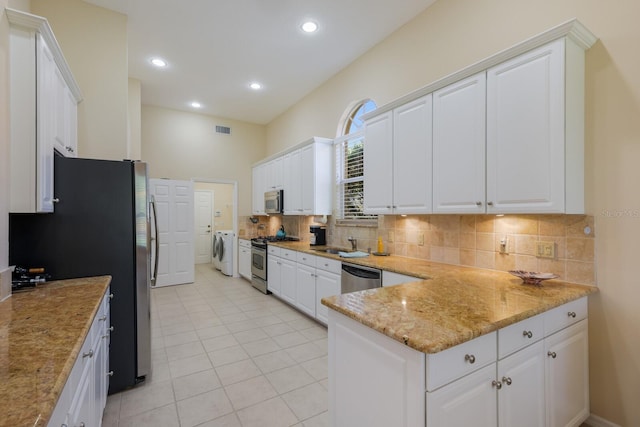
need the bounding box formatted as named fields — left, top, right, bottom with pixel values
left=194, top=190, right=213, bottom=264
left=150, top=179, right=195, bottom=287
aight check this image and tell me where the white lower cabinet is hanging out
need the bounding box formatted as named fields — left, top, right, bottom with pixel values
left=269, top=249, right=341, bottom=325
left=279, top=257, right=297, bottom=306
left=295, top=263, right=317, bottom=318
left=238, top=239, right=251, bottom=281
left=497, top=341, right=546, bottom=427
left=328, top=297, right=590, bottom=427
left=48, top=287, right=110, bottom=427
left=426, top=363, right=497, bottom=427
left=315, top=268, right=340, bottom=325
left=545, top=319, right=589, bottom=427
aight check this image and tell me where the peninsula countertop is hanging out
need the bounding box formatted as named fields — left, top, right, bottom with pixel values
left=268, top=241, right=597, bottom=354
left=0, top=276, right=111, bottom=427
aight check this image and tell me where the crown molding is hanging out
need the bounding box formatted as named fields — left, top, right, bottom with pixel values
left=362, top=18, right=597, bottom=121
left=6, top=8, right=83, bottom=102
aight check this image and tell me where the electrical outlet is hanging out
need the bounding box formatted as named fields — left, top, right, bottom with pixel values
left=388, top=231, right=395, bottom=243
left=499, top=236, right=508, bottom=254
left=536, top=241, right=555, bottom=258
left=418, top=232, right=424, bottom=246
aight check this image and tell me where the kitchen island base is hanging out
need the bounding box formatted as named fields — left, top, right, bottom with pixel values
left=328, top=297, right=590, bottom=427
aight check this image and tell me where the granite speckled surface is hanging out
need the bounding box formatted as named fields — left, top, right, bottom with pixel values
left=270, top=241, right=597, bottom=353
left=0, top=276, right=111, bottom=427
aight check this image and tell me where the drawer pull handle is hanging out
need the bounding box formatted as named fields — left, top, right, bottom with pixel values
left=107, top=371, right=114, bottom=377
left=464, top=354, right=476, bottom=364
left=82, top=349, right=94, bottom=359
left=80, top=423, right=86, bottom=427
left=502, top=376, right=512, bottom=386
left=108, top=293, right=114, bottom=299
left=108, top=326, right=114, bottom=332
left=492, top=380, right=502, bottom=389
left=568, top=311, right=577, bottom=318
left=523, top=330, right=533, bottom=338
left=52, top=198, right=60, bottom=203
left=99, top=315, right=107, bottom=322
left=476, top=201, right=482, bottom=206
left=548, top=351, right=557, bottom=359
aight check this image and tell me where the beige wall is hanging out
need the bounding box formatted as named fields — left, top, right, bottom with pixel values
left=141, top=105, right=266, bottom=216
left=267, top=0, right=640, bottom=424
left=193, top=182, right=234, bottom=232
left=32, top=0, right=128, bottom=160
left=128, top=78, right=142, bottom=160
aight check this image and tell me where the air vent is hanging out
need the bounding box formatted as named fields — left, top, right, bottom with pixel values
left=215, top=125, right=231, bottom=135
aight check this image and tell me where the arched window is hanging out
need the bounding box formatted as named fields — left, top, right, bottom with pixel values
left=335, top=99, right=377, bottom=221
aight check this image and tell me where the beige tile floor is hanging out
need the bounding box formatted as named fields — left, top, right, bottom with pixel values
left=102, top=264, right=329, bottom=427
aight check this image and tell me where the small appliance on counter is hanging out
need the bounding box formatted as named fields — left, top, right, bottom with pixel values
left=11, top=266, right=51, bottom=291
left=310, top=225, right=326, bottom=246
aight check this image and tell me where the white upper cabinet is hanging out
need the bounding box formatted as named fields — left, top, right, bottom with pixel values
left=486, top=39, right=567, bottom=214
left=264, top=157, right=283, bottom=191
left=363, top=111, right=394, bottom=214
left=433, top=73, right=486, bottom=213
left=252, top=163, right=266, bottom=215
left=300, top=142, right=332, bottom=215
left=253, top=137, right=332, bottom=216
left=364, top=95, right=433, bottom=215
left=283, top=149, right=302, bottom=215
left=8, top=9, right=82, bottom=213
left=362, top=20, right=596, bottom=215
left=393, top=95, right=433, bottom=214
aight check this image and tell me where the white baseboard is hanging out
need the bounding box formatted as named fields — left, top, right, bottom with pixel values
left=585, top=414, right=621, bottom=427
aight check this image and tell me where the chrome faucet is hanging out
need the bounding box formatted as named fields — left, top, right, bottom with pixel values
left=347, top=236, right=357, bottom=251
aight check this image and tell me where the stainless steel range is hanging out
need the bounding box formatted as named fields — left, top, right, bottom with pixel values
left=250, top=236, right=299, bottom=294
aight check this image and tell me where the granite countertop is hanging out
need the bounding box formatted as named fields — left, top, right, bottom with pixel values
left=0, top=276, right=111, bottom=427
left=269, top=241, right=597, bottom=354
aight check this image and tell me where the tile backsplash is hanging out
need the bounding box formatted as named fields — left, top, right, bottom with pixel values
left=239, top=213, right=596, bottom=286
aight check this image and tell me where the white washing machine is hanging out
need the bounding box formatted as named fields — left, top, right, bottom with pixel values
left=212, top=231, right=222, bottom=270
left=217, top=230, right=235, bottom=276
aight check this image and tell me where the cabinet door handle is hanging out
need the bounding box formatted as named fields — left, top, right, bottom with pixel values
left=502, top=376, right=512, bottom=386
left=547, top=351, right=557, bottom=359
left=52, top=198, right=60, bottom=203
left=492, top=380, right=502, bottom=389
left=522, top=330, right=533, bottom=338
left=82, top=349, right=94, bottom=358
left=108, top=326, right=114, bottom=332
left=476, top=201, right=482, bottom=206
left=108, top=293, right=114, bottom=300
left=487, top=201, right=494, bottom=206
left=99, top=315, right=107, bottom=322
left=567, top=311, right=577, bottom=318
left=107, top=371, right=114, bottom=377
left=464, top=354, right=476, bottom=364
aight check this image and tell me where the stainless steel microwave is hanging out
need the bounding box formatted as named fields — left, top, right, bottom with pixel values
left=265, top=190, right=283, bottom=214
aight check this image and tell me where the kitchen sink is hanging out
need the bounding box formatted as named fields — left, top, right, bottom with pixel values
left=311, top=247, right=350, bottom=255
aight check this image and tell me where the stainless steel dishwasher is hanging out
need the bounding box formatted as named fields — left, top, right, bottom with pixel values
left=341, top=262, right=382, bottom=293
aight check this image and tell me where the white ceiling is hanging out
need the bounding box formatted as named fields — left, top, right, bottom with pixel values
left=82, top=0, right=436, bottom=125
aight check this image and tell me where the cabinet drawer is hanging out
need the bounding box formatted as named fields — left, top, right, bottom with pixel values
left=544, top=297, right=587, bottom=337
left=239, top=239, right=251, bottom=249
left=296, top=252, right=317, bottom=268
left=498, top=313, right=543, bottom=359
left=281, top=249, right=296, bottom=261
left=267, top=245, right=281, bottom=256
left=426, top=331, right=497, bottom=391
left=315, top=257, right=341, bottom=275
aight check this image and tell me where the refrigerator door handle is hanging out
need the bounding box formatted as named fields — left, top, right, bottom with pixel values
left=150, top=196, right=159, bottom=287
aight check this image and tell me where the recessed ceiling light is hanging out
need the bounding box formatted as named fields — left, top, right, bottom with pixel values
left=190, top=101, right=202, bottom=108
left=250, top=82, right=262, bottom=90
left=301, top=21, right=318, bottom=33
left=150, top=58, right=167, bottom=67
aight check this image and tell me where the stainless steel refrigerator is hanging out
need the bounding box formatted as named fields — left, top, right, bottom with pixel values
left=9, top=156, right=156, bottom=394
